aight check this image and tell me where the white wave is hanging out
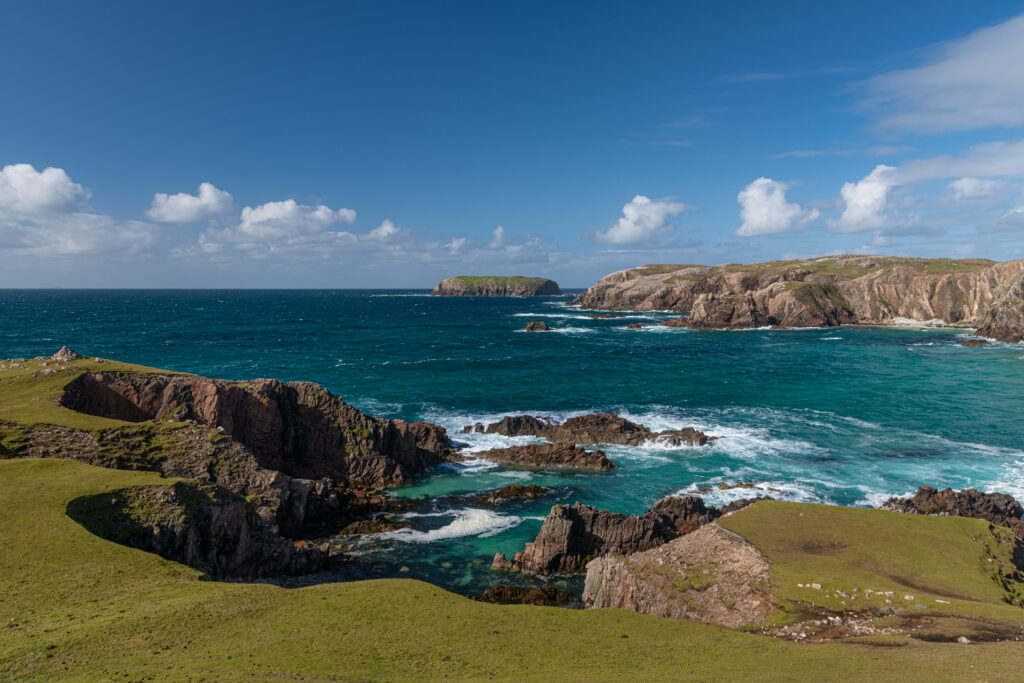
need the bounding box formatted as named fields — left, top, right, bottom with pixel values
left=511, top=312, right=590, bottom=319
left=891, top=317, right=949, bottom=327
left=820, top=336, right=843, bottom=340
left=369, top=293, right=431, bottom=297
left=381, top=508, right=522, bottom=543
left=674, top=480, right=820, bottom=507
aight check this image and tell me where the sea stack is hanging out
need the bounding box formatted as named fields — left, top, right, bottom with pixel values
left=431, top=276, right=561, bottom=296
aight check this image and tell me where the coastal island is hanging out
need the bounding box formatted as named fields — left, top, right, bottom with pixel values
left=431, top=275, right=561, bottom=296
left=575, top=255, right=1024, bottom=342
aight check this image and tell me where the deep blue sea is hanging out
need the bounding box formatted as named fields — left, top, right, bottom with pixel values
left=3, top=289, right=1024, bottom=595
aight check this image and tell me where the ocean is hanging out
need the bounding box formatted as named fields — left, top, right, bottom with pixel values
left=3, top=288, right=1023, bottom=595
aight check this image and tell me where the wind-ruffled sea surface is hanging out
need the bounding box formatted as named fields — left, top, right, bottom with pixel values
left=3, top=289, right=1023, bottom=594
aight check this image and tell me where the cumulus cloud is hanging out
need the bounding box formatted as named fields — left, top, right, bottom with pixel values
left=830, top=165, right=897, bottom=233
left=948, top=177, right=1005, bottom=200
left=0, top=163, right=87, bottom=213
left=199, top=199, right=357, bottom=256
left=0, top=162, right=157, bottom=256
left=489, top=225, right=507, bottom=248
left=735, top=177, right=818, bottom=237
left=860, top=14, right=1024, bottom=133
left=147, top=182, right=234, bottom=223
left=594, top=195, right=690, bottom=245
left=368, top=218, right=399, bottom=240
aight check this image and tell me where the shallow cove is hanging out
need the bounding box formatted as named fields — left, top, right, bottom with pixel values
left=2, top=288, right=1023, bottom=596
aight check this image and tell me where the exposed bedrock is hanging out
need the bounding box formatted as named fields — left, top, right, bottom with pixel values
left=466, top=412, right=715, bottom=447
left=473, top=442, right=617, bottom=471
left=880, top=486, right=1024, bottom=538
left=582, top=523, right=774, bottom=628
left=61, top=371, right=451, bottom=487
left=573, top=256, right=1024, bottom=341
left=431, top=276, right=561, bottom=296
left=472, top=584, right=578, bottom=606
left=493, top=496, right=719, bottom=574
left=524, top=321, right=551, bottom=332
left=67, top=482, right=329, bottom=578
left=468, top=484, right=552, bottom=505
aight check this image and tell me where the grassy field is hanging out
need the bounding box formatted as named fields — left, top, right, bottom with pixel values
left=3, top=357, right=1024, bottom=680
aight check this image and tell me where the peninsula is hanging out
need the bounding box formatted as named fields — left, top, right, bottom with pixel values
left=575, top=255, right=1024, bottom=342
left=431, top=275, right=561, bottom=296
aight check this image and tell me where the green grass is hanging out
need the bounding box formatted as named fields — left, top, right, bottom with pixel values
left=3, top=359, right=1024, bottom=680
left=452, top=276, right=552, bottom=287
left=4, top=459, right=1024, bottom=681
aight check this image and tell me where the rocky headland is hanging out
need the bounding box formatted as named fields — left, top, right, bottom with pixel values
left=573, top=255, right=1024, bottom=342
left=431, top=276, right=561, bottom=296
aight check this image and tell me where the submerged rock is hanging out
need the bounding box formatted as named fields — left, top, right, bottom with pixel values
left=472, top=584, right=577, bottom=606
left=473, top=443, right=616, bottom=471
left=524, top=321, right=551, bottom=332
left=469, top=484, right=552, bottom=505
left=626, top=323, right=645, bottom=329
left=582, top=523, right=773, bottom=628
left=880, top=486, right=1024, bottom=537
left=475, top=412, right=714, bottom=447
left=961, top=339, right=989, bottom=347
left=494, top=495, right=717, bottom=574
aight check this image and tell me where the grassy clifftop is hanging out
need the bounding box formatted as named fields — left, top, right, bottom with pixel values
left=431, top=275, right=561, bottom=296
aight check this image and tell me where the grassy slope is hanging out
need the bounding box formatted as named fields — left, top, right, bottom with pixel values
left=452, top=275, right=552, bottom=288
left=3, top=358, right=1024, bottom=680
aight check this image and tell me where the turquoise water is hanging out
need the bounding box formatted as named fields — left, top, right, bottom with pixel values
left=3, top=289, right=1024, bottom=594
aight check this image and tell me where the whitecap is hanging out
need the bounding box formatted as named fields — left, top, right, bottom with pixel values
left=381, top=508, right=522, bottom=543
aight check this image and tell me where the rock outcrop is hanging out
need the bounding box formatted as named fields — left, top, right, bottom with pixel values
left=582, top=523, right=773, bottom=628
left=474, top=443, right=616, bottom=471
left=493, top=496, right=717, bottom=574
left=472, top=584, right=577, bottom=606
left=61, top=371, right=451, bottom=488
left=468, top=412, right=715, bottom=447
left=880, top=486, right=1024, bottom=538
left=961, top=339, right=989, bottom=347
left=573, top=256, right=1024, bottom=342
left=469, top=484, right=552, bottom=505
left=53, top=346, right=86, bottom=361
left=431, top=276, right=561, bottom=296
left=68, top=482, right=328, bottom=578
left=524, top=321, right=551, bottom=332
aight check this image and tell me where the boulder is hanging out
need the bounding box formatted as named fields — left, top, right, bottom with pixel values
left=626, top=323, right=645, bottom=329
left=961, top=339, right=989, bottom=347
left=52, top=346, right=85, bottom=361
left=524, top=321, right=551, bottom=332
left=474, top=443, right=616, bottom=471
left=582, top=523, right=773, bottom=628
left=494, top=495, right=717, bottom=574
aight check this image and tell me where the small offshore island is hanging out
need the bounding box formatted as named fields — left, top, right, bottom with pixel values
left=431, top=275, right=561, bottom=296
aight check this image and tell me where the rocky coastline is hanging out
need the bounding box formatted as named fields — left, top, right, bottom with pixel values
left=573, top=255, right=1024, bottom=342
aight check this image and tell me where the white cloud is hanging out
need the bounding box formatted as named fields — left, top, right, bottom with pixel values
left=0, top=162, right=157, bottom=256
left=199, top=199, right=357, bottom=256
left=147, top=182, right=234, bottom=223
left=948, top=177, right=1005, bottom=200
left=860, top=14, right=1024, bottom=133
left=594, top=195, right=690, bottom=245
left=447, top=237, right=466, bottom=252
left=489, top=225, right=507, bottom=248
left=830, top=165, right=897, bottom=233
left=0, top=163, right=87, bottom=213
left=735, top=177, right=818, bottom=237
left=368, top=218, right=399, bottom=240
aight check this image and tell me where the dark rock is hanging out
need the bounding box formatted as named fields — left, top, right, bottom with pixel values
left=720, top=497, right=772, bottom=515
left=627, top=323, right=645, bottom=329
left=880, top=486, right=1024, bottom=537
left=52, top=346, right=85, bottom=361
left=494, top=495, right=718, bottom=574
left=472, top=584, right=577, bottom=606
left=961, top=339, right=989, bottom=347
left=588, top=313, right=624, bottom=319
left=474, top=443, right=616, bottom=471
left=660, top=318, right=688, bottom=328
left=477, top=412, right=714, bottom=447
left=469, top=484, right=551, bottom=505
left=524, top=321, right=551, bottom=332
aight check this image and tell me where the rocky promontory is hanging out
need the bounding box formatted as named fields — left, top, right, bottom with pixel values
left=574, top=255, right=1024, bottom=342
left=431, top=276, right=561, bottom=296
left=881, top=486, right=1024, bottom=538
left=464, top=412, right=715, bottom=447
left=493, top=495, right=719, bottom=574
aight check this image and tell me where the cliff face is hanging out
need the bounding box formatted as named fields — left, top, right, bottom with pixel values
left=431, top=276, right=561, bottom=296
left=582, top=523, right=774, bottom=628
left=574, top=256, right=1024, bottom=341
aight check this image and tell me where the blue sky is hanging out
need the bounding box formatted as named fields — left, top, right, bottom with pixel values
left=3, top=1, right=1024, bottom=287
